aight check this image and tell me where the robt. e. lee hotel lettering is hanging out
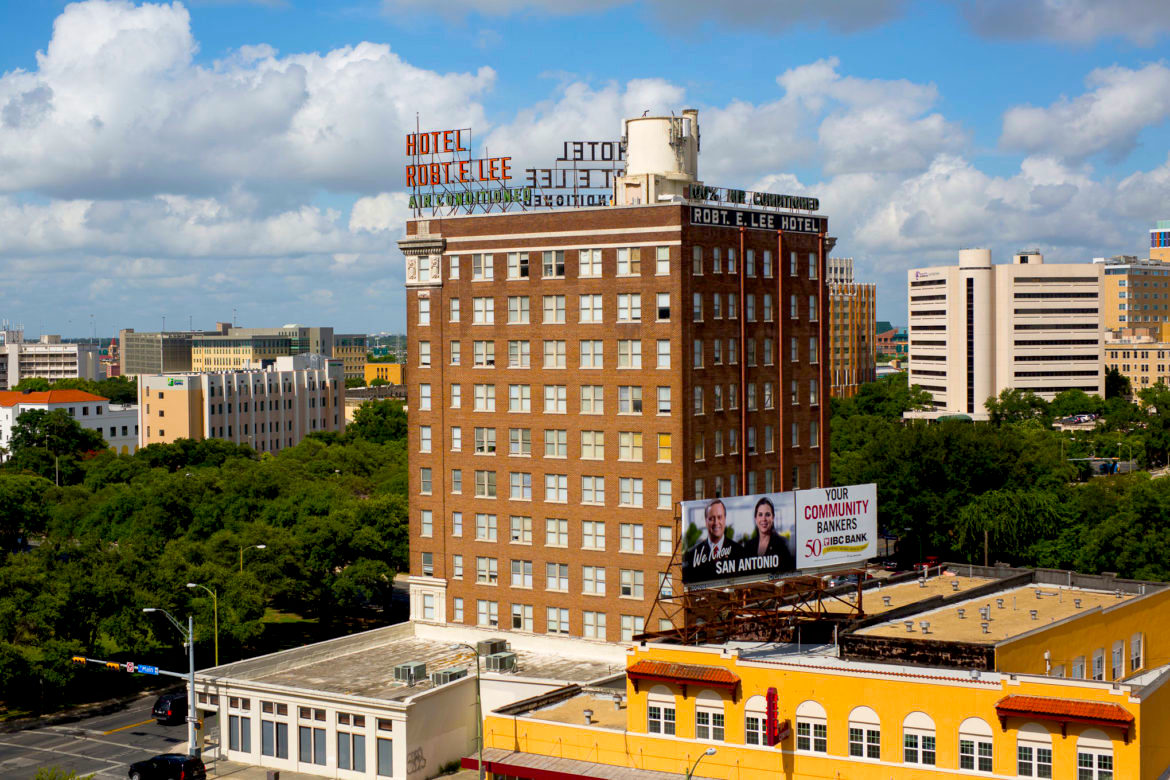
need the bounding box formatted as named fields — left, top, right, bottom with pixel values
left=690, top=205, right=826, bottom=234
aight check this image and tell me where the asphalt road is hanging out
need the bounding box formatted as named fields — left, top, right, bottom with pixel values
left=0, top=697, right=192, bottom=779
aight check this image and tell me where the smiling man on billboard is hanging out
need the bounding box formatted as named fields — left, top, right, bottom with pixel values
left=681, top=499, right=741, bottom=580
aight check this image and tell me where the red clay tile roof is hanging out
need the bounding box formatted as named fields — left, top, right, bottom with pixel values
left=996, top=695, right=1134, bottom=726
left=0, top=390, right=108, bottom=407
left=627, top=660, right=739, bottom=689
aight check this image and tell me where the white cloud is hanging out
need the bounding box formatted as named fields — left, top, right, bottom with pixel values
left=1001, top=63, right=1170, bottom=161
left=959, top=0, right=1170, bottom=46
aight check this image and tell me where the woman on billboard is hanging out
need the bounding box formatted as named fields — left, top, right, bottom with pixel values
left=742, top=496, right=795, bottom=572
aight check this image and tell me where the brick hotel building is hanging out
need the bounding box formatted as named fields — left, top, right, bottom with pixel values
left=400, top=111, right=831, bottom=641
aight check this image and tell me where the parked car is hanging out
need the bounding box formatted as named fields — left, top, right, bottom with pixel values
left=151, top=692, right=187, bottom=725
left=128, top=753, right=206, bottom=780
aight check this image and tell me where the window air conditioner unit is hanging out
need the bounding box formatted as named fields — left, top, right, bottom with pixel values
left=477, top=638, right=508, bottom=656
left=430, top=667, right=469, bottom=686
left=485, top=652, right=517, bottom=672
left=393, top=661, right=427, bottom=684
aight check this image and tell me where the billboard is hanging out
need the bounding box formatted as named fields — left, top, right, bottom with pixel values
left=679, top=484, right=877, bottom=587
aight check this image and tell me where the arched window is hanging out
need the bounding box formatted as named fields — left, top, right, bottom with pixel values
left=1016, top=722, right=1052, bottom=778
left=694, top=689, right=725, bottom=741
left=743, top=695, right=767, bottom=746
left=902, top=711, right=935, bottom=766
left=848, top=706, right=880, bottom=760
left=795, top=700, right=827, bottom=754
left=959, top=717, right=993, bottom=773
left=1076, top=729, right=1114, bottom=780
left=646, top=685, right=675, bottom=736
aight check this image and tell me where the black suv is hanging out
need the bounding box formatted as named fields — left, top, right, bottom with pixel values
left=127, top=753, right=206, bottom=780
left=151, top=692, right=187, bottom=725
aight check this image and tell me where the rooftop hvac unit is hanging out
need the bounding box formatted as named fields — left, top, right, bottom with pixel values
left=485, top=651, right=517, bottom=672
left=430, top=667, right=468, bottom=686
left=477, top=638, right=508, bottom=656
left=393, top=661, right=427, bottom=684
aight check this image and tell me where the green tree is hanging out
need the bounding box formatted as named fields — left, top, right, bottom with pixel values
left=954, top=489, right=1065, bottom=565
left=345, top=377, right=366, bottom=388
left=985, top=388, right=1049, bottom=426
left=1049, top=389, right=1105, bottom=420
left=369, top=378, right=389, bottom=387
left=348, top=400, right=406, bottom=443
left=1105, top=366, right=1132, bottom=399
left=0, top=474, right=53, bottom=551
left=7, top=409, right=106, bottom=485
left=11, top=377, right=50, bottom=392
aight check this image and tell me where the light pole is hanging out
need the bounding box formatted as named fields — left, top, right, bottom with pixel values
left=186, top=583, right=218, bottom=666
left=686, top=747, right=717, bottom=779
left=239, top=543, right=266, bottom=573
left=452, top=643, right=484, bottom=780
left=143, top=608, right=198, bottom=758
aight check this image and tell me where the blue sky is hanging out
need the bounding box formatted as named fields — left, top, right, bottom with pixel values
left=2, top=0, right=1170, bottom=335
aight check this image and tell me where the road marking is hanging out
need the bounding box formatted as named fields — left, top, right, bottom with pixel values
left=0, top=739, right=125, bottom=766
left=103, top=718, right=156, bottom=735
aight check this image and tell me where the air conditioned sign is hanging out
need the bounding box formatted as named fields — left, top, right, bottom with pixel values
left=690, top=206, right=826, bottom=234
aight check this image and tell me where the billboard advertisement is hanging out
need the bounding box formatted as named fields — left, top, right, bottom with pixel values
left=679, top=484, right=877, bottom=587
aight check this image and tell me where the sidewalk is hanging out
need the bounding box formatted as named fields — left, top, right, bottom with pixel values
left=207, top=758, right=479, bottom=779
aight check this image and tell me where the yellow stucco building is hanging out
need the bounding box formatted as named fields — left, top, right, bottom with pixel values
left=469, top=566, right=1170, bottom=779
left=365, top=362, right=404, bottom=385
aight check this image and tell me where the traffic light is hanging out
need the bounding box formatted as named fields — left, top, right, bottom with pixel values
left=71, top=656, right=86, bottom=665
left=105, top=662, right=121, bottom=671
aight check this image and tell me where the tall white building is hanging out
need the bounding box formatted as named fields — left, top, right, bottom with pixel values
left=0, top=330, right=103, bottom=389
left=906, top=250, right=1104, bottom=419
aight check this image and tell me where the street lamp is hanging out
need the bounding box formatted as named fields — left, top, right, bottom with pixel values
left=686, top=747, right=717, bottom=779
left=451, top=643, right=484, bottom=780
left=186, top=583, right=218, bottom=666
left=143, top=607, right=198, bottom=758
left=239, top=543, right=266, bottom=572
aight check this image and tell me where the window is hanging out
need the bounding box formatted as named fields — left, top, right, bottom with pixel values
left=508, top=384, right=531, bottom=413
left=228, top=713, right=253, bottom=753
left=656, top=386, right=671, bottom=415
left=810, top=336, right=818, bottom=363
left=581, top=475, right=605, bottom=504
left=449, top=340, right=462, bottom=366
left=509, top=471, right=532, bottom=500
left=619, top=523, right=644, bottom=553
left=647, top=687, right=676, bottom=735
left=903, top=712, right=936, bottom=766
left=419, top=468, right=432, bottom=494
left=419, top=425, right=432, bottom=453
left=545, top=518, right=568, bottom=547
left=542, top=250, right=565, bottom=278
left=1076, top=729, right=1114, bottom=780
left=746, top=294, right=756, bottom=322
left=580, top=339, right=603, bottom=368
left=451, top=383, right=462, bottom=409
left=744, top=695, right=767, bottom=746
left=583, top=611, right=607, bottom=639
left=260, top=706, right=289, bottom=759
left=713, top=340, right=723, bottom=365
left=619, top=568, right=644, bottom=599
left=546, top=562, right=569, bottom=591
left=545, top=474, right=568, bottom=502
left=418, top=297, right=431, bottom=325
left=477, top=599, right=498, bottom=628
left=693, top=339, right=703, bottom=369
left=508, top=295, right=530, bottom=324
left=452, top=554, right=463, bottom=579
left=763, top=249, right=773, bottom=277
left=1112, top=641, right=1124, bottom=680
left=543, top=294, right=566, bottom=323
left=618, top=431, right=643, bottom=461
left=693, top=293, right=703, bottom=321
left=420, top=510, right=433, bottom=537
left=473, top=296, right=495, bottom=324
left=579, top=248, right=602, bottom=277
left=692, top=246, right=703, bottom=275
left=510, top=559, right=533, bottom=588
left=452, top=512, right=463, bottom=537
left=418, top=341, right=431, bottom=367
left=655, top=526, right=673, bottom=557
left=727, top=294, right=736, bottom=319
left=474, top=383, right=496, bottom=412
left=474, top=470, right=497, bottom=498
left=453, top=597, right=463, bottom=622
left=790, top=250, right=798, bottom=276
left=713, top=247, right=721, bottom=274
left=509, top=427, right=531, bottom=456
left=1132, top=633, right=1143, bottom=671
left=476, top=556, right=498, bottom=585
left=617, top=247, right=640, bottom=275
left=581, top=430, right=605, bottom=460
left=693, top=386, right=703, bottom=414
left=656, top=246, right=670, bottom=275
left=658, top=479, right=672, bottom=510
left=449, top=255, right=460, bottom=279
left=618, top=385, right=643, bottom=414
left=694, top=693, right=724, bottom=741
left=542, top=340, right=566, bottom=370
left=620, top=614, right=644, bottom=641
left=510, top=515, right=532, bottom=544
left=810, top=420, right=819, bottom=448
left=507, top=251, right=529, bottom=279
left=619, top=477, right=643, bottom=507
left=473, top=340, right=495, bottom=367
left=764, top=337, right=774, bottom=365
left=618, top=293, right=642, bottom=322
left=656, top=293, right=670, bottom=320
left=473, top=253, right=494, bottom=280
left=656, top=339, right=671, bottom=368
left=543, top=384, right=567, bottom=413
left=579, top=294, right=603, bottom=323
left=581, top=385, right=604, bottom=414
left=809, top=294, right=818, bottom=321
left=475, top=513, right=498, bottom=541
left=546, top=607, right=570, bottom=634
left=809, top=252, right=817, bottom=279
left=508, top=340, right=530, bottom=369
left=618, top=340, right=642, bottom=368
left=958, top=717, right=993, bottom=772
left=1017, top=722, right=1053, bottom=778
left=583, top=565, right=606, bottom=595
left=810, top=378, right=819, bottom=405
left=509, top=603, right=533, bottom=631
left=713, top=294, right=722, bottom=319
left=1072, top=656, right=1085, bottom=679
left=583, top=520, right=605, bottom=550
left=848, top=707, right=880, bottom=760
left=796, top=700, right=828, bottom=753
left=657, top=432, right=672, bottom=462
left=1092, top=648, right=1105, bottom=680
left=763, top=293, right=773, bottom=321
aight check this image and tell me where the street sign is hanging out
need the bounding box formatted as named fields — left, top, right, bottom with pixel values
left=136, top=664, right=159, bottom=676
left=124, top=662, right=136, bottom=673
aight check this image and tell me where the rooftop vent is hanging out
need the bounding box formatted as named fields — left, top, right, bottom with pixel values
left=1074, top=598, right=1083, bottom=608
left=957, top=608, right=966, bottom=619
left=1030, top=610, right=1039, bottom=621
left=952, top=581, right=960, bottom=592
left=430, top=667, right=468, bottom=686
left=918, top=578, right=927, bottom=588
left=583, top=709, right=594, bottom=725
left=1034, top=589, right=1043, bottom=599
left=980, top=606, right=991, bottom=620
left=996, top=598, right=1005, bottom=609
left=393, top=661, right=427, bottom=685
left=904, top=621, right=915, bottom=632
left=882, top=596, right=892, bottom=607
left=981, top=622, right=990, bottom=634
left=477, top=638, right=508, bottom=656
left=1115, top=590, right=1124, bottom=599
left=485, top=651, right=518, bottom=672
left=920, top=621, right=931, bottom=634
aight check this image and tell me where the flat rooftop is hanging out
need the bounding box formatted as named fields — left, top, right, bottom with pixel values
left=523, top=691, right=629, bottom=731
left=811, top=574, right=996, bottom=616
left=204, top=622, right=625, bottom=702
left=856, top=584, right=1137, bottom=644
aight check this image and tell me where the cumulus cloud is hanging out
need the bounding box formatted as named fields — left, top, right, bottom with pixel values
left=1001, top=63, right=1170, bottom=161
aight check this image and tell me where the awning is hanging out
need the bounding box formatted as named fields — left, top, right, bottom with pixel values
left=995, top=695, right=1135, bottom=742
left=462, top=748, right=713, bottom=779
left=626, top=660, right=739, bottom=698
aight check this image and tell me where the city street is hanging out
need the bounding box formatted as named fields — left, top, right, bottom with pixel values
left=0, top=697, right=188, bottom=779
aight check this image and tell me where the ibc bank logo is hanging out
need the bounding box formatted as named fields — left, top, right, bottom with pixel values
left=914, top=271, right=935, bottom=280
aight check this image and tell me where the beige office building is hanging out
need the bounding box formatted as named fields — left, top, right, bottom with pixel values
left=139, top=354, right=345, bottom=452
left=334, top=334, right=368, bottom=380
left=826, top=257, right=877, bottom=398
left=1099, top=255, right=1170, bottom=328
left=906, top=250, right=1103, bottom=420
left=0, top=330, right=103, bottom=388
left=1105, top=323, right=1170, bottom=394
